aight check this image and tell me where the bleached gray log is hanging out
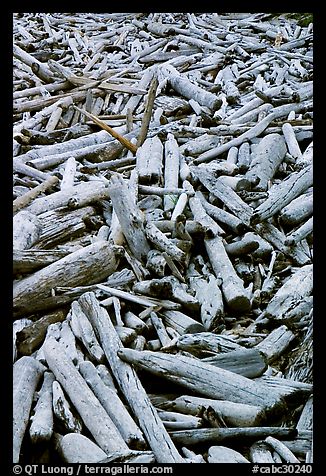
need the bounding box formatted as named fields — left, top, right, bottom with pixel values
left=162, top=64, right=221, bottom=112
left=217, top=175, right=252, bottom=192
left=249, top=441, right=275, bottom=463
left=13, top=210, right=42, bottom=250
left=194, top=102, right=310, bottom=164
left=114, top=326, right=137, bottom=345
left=99, top=450, right=156, bottom=464
left=207, top=446, right=250, bottom=463
left=13, top=43, right=56, bottom=83
left=162, top=310, right=205, bottom=334
left=158, top=410, right=203, bottom=430
left=281, top=431, right=313, bottom=459
left=52, top=380, right=83, bottom=433
left=13, top=249, right=69, bottom=275
left=285, top=217, right=313, bottom=246
left=237, top=142, right=251, bottom=172
left=205, top=236, right=251, bottom=312
left=13, top=242, right=123, bottom=317
left=192, top=167, right=253, bottom=225
left=79, top=360, right=146, bottom=449
left=151, top=220, right=204, bottom=235
left=169, top=427, right=297, bottom=446
left=187, top=268, right=224, bottom=330
left=107, top=173, right=150, bottom=262
left=256, top=325, right=296, bottom=363
left=56, top=433, right=108, bottom=463
left=265, top=436, right=300, bottom=463
left=187, top=186, right=225, bottom=236
left=181, top=447, right=206, bottom=463
left=172, top=395, right=265, bottom=427
left=123, top=311, right=148, bottom=334
left=145, top=222, right=186, bottom=262
left=254, top=222, right=311, bottom=266
left=13, top=356, right=46, bottom=463
left=43, top=338, right=128, bottom=454
left=117, top=349, right=285, bottom=411
left=26, top=181, right=110, bottom=216
left=164, top=133, right=180, bottom=212
left=224, top=233, right=259, bottom=256
left=251, top=164, right=313, bottom=224
left=130, top=335, right=147, bottom=351
left=96, top=364, right=118, bottom=392
left=136, top=136, right=163, bottom=183
left=282, top=122, right=303, bottom=160
left=296, top=395, right=313, bottom=431
left=77, top=292, right=184, bottom=463
left=202, top=348, right=267, bottom=378
left=98, top=284, right=180, bottom=311
left=151, top=312, right=173, bottom=347
left=29, top=372, right=55, bottom=444
left=244, top=133, right=287, bottom=191
left=60, top=156, right=77, bottom=190
left=263, top=265, right=312, bottom=320
left=279, top=191, right=313, bottom=226
left=254, top=376, right=312, bottom=403
left=296, top=140, right=313, bottom=170
left=176, top=332, right=243, bottom=356
left=69, top=301, right=105, bottom=363
left=197, top=192, right=246, bottom=234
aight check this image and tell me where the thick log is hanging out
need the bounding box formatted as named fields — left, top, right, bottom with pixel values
left=172, top=395, right=266, bottom=427
left=16, top=309, right=68, bottom=355
left=285, top=217, right=313, bottom=246
left=13, top=210, right=42, bottom=250
left=207, top=446, right=250, bottom=463
left=279, top=191, right=313, bottom=226
left=136, top=136, right=163, bottom=183
left=13, top=356, right=46, bottom=463
left=107, top=173, right=151, bottom=262
left=251, top=164, right=313, bottom=224
left=263, top=265, right=313, bottom=320
left=78, top=292, right=185, bottom=463
left=29, top=372, right=55, bottom=444
left=245, top=133, right=287, bottom=191
left=43, top=338, right=129, bottom=454
left=169, top=427, right=297, bottom=446
left=79, top=360, right=146, bottom=449
left=256, top=325, right=296, bottom=363
left=164, top=133, right=180, bottom=212
left=202, top=348, right=267, bottom=378
left=265, top=436, right=300, bottom=463
left=26, top=181, right=110, bottom=215
left=205, top=236, right=251, bottom=312
left=145, top=222, right=186, bottom=262
left=13, top=249, right=69, bottom=275
left=162, top=310, right=205, bottom=334
left=162, top=64, right=222, bottom=112
left=117, top=348, right=286, bottom=412
left=56, top=433, right=108, bottom=463
left=176, top=332, right=243, bottom=355
left=13, top=242, right=123, bottom=317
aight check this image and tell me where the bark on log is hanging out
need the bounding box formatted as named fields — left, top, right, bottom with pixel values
left=78, top=292, right=185, bottom=463
left=13, top=356, right=46, bottom=463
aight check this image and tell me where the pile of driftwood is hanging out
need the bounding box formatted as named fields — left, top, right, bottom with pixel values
left=13, top=13, right=313, bottom=464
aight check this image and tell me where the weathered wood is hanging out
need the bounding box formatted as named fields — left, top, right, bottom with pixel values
left=52, top=380, right=83, bottom=433
left=250, top=441, right=275, bottom=463
left=172, top=395, right=266, bottom=427
left=136, top=136, right=163, bottom=183
left=56, top=433, right=108, bottom=463
left=145, top=222, right=186, bottom=262
left=117, top=349, right=286, bottom=412
left=13, top=249, right=69, bottom=275
left=285, top=217, right=313, bottom=246
left=107, top=173, right=151, bottom=262
left=44, top=338, right=129, bottom=454
left=251, top=164, right=313, bottom=224
left=164, top=133, right=180, bottom=213
left=29, top=371, right=55, bottom=444
left=136, top=75, right=159, bottom=147
left=13, top=356, right=46, bottom=463
left=169, top=427, right=297, bottom=446
left=16, top=309, right=68, bottom=356
left=13, top=210, right=42, bottom=250
left=263, top=265, right=313, bottom=320
left=79, top=360, right=146, bottom=449
left=202, top=348, right=268, bottom=378
left=256, top=325, right=296, bottom=363
left=265, top=436, right=300, bottom=463
left=13, top=175, right=59, bottom=214
left=78, top=292, right=184, bottom=463
left=176, top=332, right=243, bottom=356
left=279, top=190, right=313, bottom=226
left=205, top=236, right=251, bottom=312
left=13, top=242, right=123, bottom=317
left=207, top=446, right=250, bottom=463
left=162, top=310, right=205, bottom=334
left=245, top=133, right=287, bottom=191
